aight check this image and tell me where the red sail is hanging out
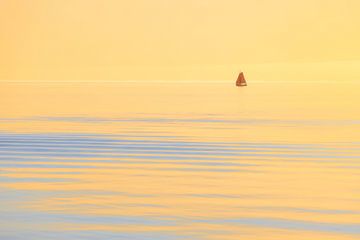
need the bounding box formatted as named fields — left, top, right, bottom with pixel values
left=236, top=72, right=247, bottom=86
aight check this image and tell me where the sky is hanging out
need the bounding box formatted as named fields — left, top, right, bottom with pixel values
left=1, top=0, right=360, bottom=81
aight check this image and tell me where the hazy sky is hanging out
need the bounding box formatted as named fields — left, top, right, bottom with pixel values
left=1, top=0, right=360, bottom=80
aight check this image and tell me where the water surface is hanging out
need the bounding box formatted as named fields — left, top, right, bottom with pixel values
left=0, top=82, right=359, bottom=239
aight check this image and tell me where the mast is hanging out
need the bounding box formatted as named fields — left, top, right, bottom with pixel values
left=236, top=72, right=247, bottom=86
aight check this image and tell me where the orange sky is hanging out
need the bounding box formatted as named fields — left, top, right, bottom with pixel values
left=1, top=0, right=360, bottom=81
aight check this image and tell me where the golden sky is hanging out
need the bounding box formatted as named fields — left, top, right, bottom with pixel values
left=1, top=0, right=360, bottom=81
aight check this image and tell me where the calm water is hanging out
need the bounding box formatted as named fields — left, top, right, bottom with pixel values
left=0, top=82, right=359, bottom=239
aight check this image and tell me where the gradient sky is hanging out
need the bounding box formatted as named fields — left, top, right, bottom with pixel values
left=1, top=0, right=360, bottom=81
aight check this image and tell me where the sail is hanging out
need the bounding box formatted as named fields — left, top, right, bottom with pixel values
left=236, top=72, right=247, bottom=86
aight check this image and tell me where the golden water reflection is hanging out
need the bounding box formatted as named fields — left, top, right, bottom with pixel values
left=0, top=82, right=359, bottom=239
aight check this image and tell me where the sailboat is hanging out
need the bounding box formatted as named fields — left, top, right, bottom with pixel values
left=236, top=72, right=247, bottom=87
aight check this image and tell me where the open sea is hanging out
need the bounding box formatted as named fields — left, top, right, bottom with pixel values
left=0, top=81, right=359, bottom=239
